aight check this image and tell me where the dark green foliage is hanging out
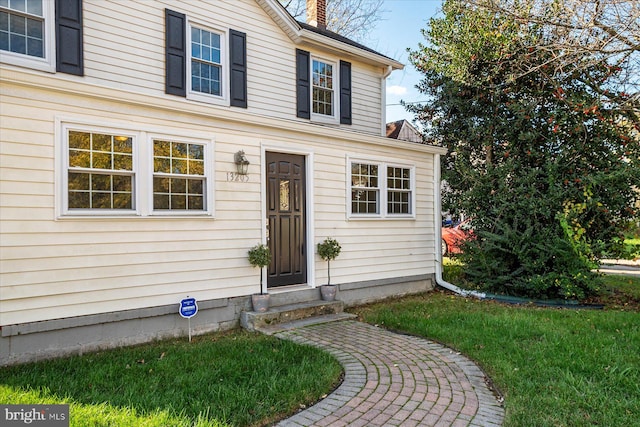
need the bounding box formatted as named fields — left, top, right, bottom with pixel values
left=409, top=0, right=640, bottom=298
left=317, top=237, right=342, bottom=261
left=248, top=243, right=271, bottom=268
left=318, top=237, right=341, bottom=285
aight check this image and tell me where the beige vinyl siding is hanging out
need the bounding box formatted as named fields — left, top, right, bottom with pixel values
left=0, top=85, right=266, bottom=325
left=1, top=0, right=434, bottom=327
left=351, top=64, right=384, bottom=133
left=1, top=78, right=438, bottom=325
left=312, top=147, right=436, bottom=286
left=76, top=0, right=385, bottom=135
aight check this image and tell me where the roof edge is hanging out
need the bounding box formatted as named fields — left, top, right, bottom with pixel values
left=256, top=0, right=403, bottom=70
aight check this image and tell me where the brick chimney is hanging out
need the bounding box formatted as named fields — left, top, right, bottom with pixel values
left=306, top=0, right=327, bottom=29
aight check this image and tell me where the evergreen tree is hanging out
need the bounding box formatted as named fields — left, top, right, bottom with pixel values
left=409, top=0, right=640, bottom=299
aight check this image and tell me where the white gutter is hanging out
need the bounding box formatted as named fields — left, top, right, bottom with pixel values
left=381, top=65, right=394, bottom=135
left=433, top=153, right=486, bottom=298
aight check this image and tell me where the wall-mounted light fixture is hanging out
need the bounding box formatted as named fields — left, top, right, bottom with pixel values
left=234, top=150, right=250, bottom=175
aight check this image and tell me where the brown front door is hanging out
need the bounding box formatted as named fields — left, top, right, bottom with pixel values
left=266, top=152, right=307, bottom=287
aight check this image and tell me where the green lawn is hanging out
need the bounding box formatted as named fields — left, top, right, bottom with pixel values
left=2, top=269, right=638, bottom=427
left=352, top=275, right=640, bottom=427
left=0, top=331, right=342, bottom=427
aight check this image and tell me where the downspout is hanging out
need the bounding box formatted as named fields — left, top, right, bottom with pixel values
left=381, top=65, right=393, bottom=136
left=433, top=153, right=486, bottom=299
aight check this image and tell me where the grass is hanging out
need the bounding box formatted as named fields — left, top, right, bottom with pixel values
left=0, top=331, right=342, bottom=427
left=351, top=273, right=640, bottom=427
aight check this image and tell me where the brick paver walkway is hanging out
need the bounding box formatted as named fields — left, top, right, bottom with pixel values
left=275, top=321, right=504, bottom=426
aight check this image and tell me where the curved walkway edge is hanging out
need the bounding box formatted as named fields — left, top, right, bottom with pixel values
left=275, top=321, right=504, bottom=427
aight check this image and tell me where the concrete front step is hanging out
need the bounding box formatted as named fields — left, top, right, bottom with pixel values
left=253, top=313, right=357, bottom=335
left=241, top=299, right=349, bottom=333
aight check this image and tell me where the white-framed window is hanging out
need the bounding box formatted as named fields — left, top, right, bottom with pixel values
left=312, top=57, right=335, bottom=118
left=64, top=126, right=137, bottom=214
left=387, top=166, right=412, bottom=215
left=152, top=139, right=206, bottom=212
left=59, top=122, right=214, bottom=217
left=351, top=162, right=379, bottom=215
left=348, top=158, right=415, bottom=219
left=187, top=20, right=227, bottom=105
left=0, top=0, right=55, bottom=72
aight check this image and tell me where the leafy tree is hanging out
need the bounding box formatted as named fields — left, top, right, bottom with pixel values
left=409, top=0, right=640, bottom=299
left=469, top=0, right=640, bottom=124
left=279, top=0, right=383, bottom=42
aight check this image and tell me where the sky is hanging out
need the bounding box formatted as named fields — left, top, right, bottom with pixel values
left=365, top=0, right=444, bottom=124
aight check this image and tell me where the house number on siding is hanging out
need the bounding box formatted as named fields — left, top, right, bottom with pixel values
left=227, top=172, right=249, bottom=182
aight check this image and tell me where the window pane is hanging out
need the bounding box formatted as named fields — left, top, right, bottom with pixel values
left=92, top=192, right=111, bottom=209
left=154, top=140, right=170, bottom=156
left=92, top=134, right=111, bottom=152
left=26, top=16, right=41, bottom=38
left=154, top=177, right=169, bottom=193
left=69, top=131, right=90, bottom=149
left=68, top=172, right=89, bottom=190
left=9, top=13, right=25, bottom=34
left=171, top=194, right=186, bottom=209
left=9, top=32, right=25, bottom=53
left=154, top=157, right=170, bottom=173
left=188, top=195, right=203, bottom=210
left=91, top=174, right=111, bottom=191
left=26, top=0, right=42, bottom=16
left=172, top=142, right=188, bottom=158
left=171, top=178, right=186, bottom=193
left=11, top=0, right=26, bottom=13
left=113, top=193, right=132, bottom=209
left=113, top=154, right=132, bottom=170
left=26, top=35, right=41, bottom=56
left=188, top=179, right=203, bottom=194
left=69, top=149, right=90, bottom=168
left=211, top=48, right=220, bottom=64
left=188, top=159, right=204, bottom=175
left=113, top=136, right=132, bottom=153
left=191, top=27, right=199, bottom=44
left=189, top=144, right=204, bottom=160
left=92, top=152, right=111, bottom=169
left=172, top=159, right=187, bottom=174
left=68, top=191, right=89, bottom=209
left=154, top=194, right=169, bottom=209
left=113, top=175, right=132, bottom=192
left=0, top=30, right=8, bottom=52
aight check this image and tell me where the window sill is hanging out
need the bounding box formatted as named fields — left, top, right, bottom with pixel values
left=348, top=215, right=416, bottom=221
left=1, top=53, right=56, bottom=73
left=58, top=213, right=215, bottom=220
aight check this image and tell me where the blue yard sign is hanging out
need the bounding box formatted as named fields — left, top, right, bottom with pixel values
left=179, top=297, right=198, bottom=319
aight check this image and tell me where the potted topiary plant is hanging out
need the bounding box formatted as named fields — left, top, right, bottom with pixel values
left=248, top=243, right=272, bottom=312
left=317, top=237, right=341, bottom=301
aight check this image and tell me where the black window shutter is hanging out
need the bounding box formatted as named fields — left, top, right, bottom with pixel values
left=339, top=60, right=352, bottom=125
left=165, top=9, right=186, bottom=97
left=229, top=30, right=247, bottom=108
left=296, top=49, right=310, bottom=119
left=55, top=0, right=83, bottom=75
